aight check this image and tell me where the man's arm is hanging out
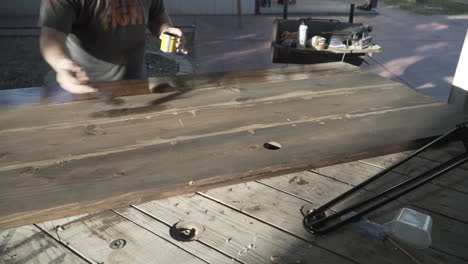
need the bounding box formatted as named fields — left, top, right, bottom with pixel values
left=149, top=13, right=187, bottom=54
left=40, top=26, right=95, bottom=94
left=148, top=12, right=172, bottom=36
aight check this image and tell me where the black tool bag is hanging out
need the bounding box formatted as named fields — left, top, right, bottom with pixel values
left=271, top=18, right=367, bottom=65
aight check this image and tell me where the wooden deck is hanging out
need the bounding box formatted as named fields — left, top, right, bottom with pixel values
left=2, top=142, right=468, bottom=264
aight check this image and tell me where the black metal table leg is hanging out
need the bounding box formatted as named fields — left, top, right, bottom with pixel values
left=303, top=122, right=468, bottom=235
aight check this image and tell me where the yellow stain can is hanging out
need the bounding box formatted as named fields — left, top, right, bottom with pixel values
left=160, top=32, right=178, bottom=53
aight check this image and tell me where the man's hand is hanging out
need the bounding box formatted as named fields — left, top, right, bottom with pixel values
left=160, top=27, right=188, bottom=54
left=55, top=59, right=96, bottom=94
left=40, top=27, right=96, bottom=94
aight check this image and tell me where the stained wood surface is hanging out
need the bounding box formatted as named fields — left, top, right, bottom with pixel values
left=0, top=62, right=361, bottom=110
left=1, top=62, right=467, bottom=229
left=0, top=81, right=423, bottom=168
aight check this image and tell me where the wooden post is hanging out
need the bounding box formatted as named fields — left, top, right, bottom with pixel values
left=349, top=4, right=355, bottom=23
left=448, top=29, right=468, bottom=112
left=237, top=0, right=243, bottom=29
left=255, top=0, right=260, bottom=15
left=283, top=0, right=288, bottom=19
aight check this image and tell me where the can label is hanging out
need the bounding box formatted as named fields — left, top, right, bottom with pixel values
left=160, top=32, right=178, bottom=53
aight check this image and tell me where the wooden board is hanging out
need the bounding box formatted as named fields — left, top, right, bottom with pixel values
left=4, top=149, right=467, bottom=263
left=129, top=195, right=353, bottom=264
left=113, top=208, right=242, bottom=264
left=1, top=62, right=467, bottom=229
left=311, top=161, right=468, bottom=222
left=0, top=225, right=87, bottom=264
left=0, top=62, right=362, bottom=110
left=363, top=155, right=468, bottom=194
left=200, top=180, right=415, bottom=264
left=260, top=171, right=468, bottom=263
left=0, top=81, right=423, bottom=168
left=0, top=67, right=392, bottom=132
left=36, top=211, right=208, bottom=264
left=416, top=141, right=468, bottom=171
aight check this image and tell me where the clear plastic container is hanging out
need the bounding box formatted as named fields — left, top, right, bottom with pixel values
left=383, top=208, right=432, bottom=249
left=298, top=21, right=308, bottom=49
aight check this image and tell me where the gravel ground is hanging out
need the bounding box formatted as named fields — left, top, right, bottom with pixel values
left=0, top=36, right=51, bottom=90
left=0, top=30, right=194, bottom=90
left=145, top=30, right=195, bottom=77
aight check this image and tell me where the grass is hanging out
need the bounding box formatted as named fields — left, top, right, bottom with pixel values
left=383, top=0, right=468, bottom=15
left=0, top=30, right=195, bottom=90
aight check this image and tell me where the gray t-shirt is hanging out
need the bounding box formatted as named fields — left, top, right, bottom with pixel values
left=39, top=0, right=165, bottom=82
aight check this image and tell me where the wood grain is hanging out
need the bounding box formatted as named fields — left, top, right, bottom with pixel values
left=260, top=170, right=468, bottom=262
left=311, top=161, right=468, bottom=222
left=416, top=141, right=468, bottom=170
left=0, top=225, right=87, bottom=264
left=132, top=194, right=353, bottom=264
left=1, top=62, right=466, bottom=229
left=0, top=62, right=361, bottom=110
left=114, top=207, right=241, bottom=264
left=0, top=68, right=393, bottom=132
left=0, top=83, right=434, bottom=168
left=36, top=211, right=207, bottom=264
left=369, top=203, right=468, bottom=262
left=362, top=155, right=468, bottom=194
left=201, top=180, right=414, bottom=264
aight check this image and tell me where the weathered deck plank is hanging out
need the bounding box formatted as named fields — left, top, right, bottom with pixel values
left=114, top=207, right=241, bottom=264
left=311, top=162, right=468, bottom=222
left=201, top=181, right=414, bottom=264
left=369, top=203, right=468, bottom=262
left=0, top=225, right=87, bottom=264
left=3, top=147, right=466, bottom=263
left=37, top=211, right=208, bottom=264
left=259, top=171, right=468, bottom=263
left=361, top=142, right=468, bottom=194
left=416, top=141, right=468, bottom=170
left=131, top=194, right=354, bottom=264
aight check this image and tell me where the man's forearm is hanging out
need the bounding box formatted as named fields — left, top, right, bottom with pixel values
left=149, top=12, right=172, bottom=37
left=39, top=26, right=93, bottom=94
left=39, top=27, right=73, bottom=71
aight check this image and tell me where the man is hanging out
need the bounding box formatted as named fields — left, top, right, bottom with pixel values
left=39, top=0, right=186, bottom=94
